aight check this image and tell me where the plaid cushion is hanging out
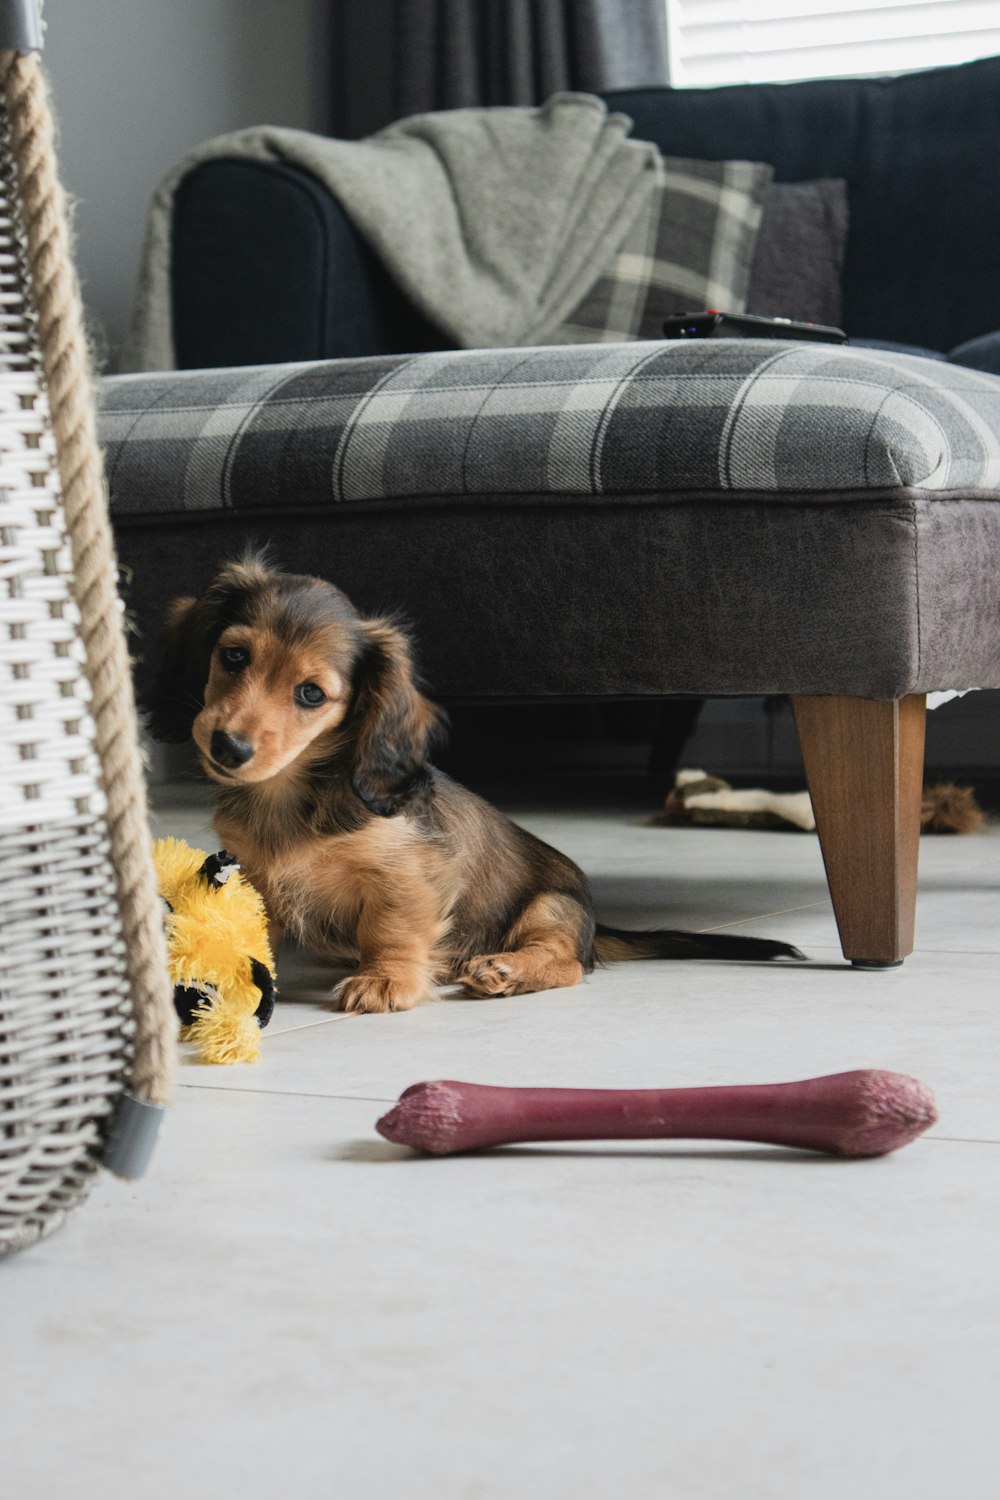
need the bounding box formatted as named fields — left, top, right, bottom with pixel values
left=550, top=158, right=773, bottom=344
left=98, top=340, right=1000, bottom=517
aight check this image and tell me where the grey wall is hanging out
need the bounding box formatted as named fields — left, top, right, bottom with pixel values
left=43, top=0, right=331, bottom=367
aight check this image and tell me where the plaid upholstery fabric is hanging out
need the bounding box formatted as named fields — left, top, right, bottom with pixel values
left=550, top=158, right=773, bottom=344
left=99, top=340, right=1000, bottom=517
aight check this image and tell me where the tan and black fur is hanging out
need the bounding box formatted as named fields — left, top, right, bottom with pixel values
left=150, top=555, right=802, bottom=1013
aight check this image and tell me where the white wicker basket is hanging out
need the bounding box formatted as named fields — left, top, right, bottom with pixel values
left=0, top=104, right=140, bottom=1256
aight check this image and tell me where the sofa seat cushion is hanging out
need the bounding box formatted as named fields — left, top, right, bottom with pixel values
left=100, top=340, right=1000, bottom=518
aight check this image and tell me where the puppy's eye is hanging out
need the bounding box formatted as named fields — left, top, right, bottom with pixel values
left=219, top=645, right=250, bottom=672
left=294, top=682, right=326, bottom=708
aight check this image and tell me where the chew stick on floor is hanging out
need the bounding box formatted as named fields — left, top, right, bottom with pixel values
left=376, top=1070, right=937, bottom=1158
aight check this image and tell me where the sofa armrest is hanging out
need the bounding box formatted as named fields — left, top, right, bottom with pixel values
left=171, top=158, right=450, bottom=368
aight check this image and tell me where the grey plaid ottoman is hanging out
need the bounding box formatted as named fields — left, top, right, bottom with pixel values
left=100, top=339, right=1000, bottom=705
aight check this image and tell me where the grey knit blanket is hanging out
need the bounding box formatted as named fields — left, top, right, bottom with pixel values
left=122, top=93, right=660, bottom=371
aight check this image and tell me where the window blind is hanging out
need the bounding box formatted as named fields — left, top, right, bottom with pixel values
left=667, top=0, right=1000, bottom=87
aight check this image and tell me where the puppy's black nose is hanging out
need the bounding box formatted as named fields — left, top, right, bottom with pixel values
left=210, top=729, right=254, bottom=768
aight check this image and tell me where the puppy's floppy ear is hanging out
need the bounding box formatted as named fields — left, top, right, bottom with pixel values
left=147, top=554, right=273, bottom=742
left=348, top=618, right=446, bottom=817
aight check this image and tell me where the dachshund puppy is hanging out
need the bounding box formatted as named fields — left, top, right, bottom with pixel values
left=151, top=555, right=802, bottom=1014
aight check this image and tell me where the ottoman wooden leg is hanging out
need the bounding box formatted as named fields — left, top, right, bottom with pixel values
left=791, top=694, right=927, bottom=966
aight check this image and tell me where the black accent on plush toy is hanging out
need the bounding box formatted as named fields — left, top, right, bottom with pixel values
left=250, top=957, right=276, bottom=1029
left=174, top=981, right=218, bottom=1026
left=199, top=849, right=241, bottom=886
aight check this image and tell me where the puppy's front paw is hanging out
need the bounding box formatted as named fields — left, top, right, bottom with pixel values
left=331, top=972, right=420, bottom=1014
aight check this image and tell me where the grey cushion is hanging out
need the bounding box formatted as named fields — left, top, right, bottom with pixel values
left=747, top=179, right=848, bottom=326
left=100, top=340, right=1000, bottom=514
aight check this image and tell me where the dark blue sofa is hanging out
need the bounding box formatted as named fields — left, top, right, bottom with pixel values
left=169, top=56, right=1000, bottom=368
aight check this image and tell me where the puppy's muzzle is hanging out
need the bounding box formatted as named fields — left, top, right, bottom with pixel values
left=210, top=729, right=254, bottom=770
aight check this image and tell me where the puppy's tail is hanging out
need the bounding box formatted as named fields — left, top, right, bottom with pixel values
left=594, top=924, right=804, bottom=964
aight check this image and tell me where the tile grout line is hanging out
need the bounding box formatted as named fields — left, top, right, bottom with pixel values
left=178, top=1081, right=397, bottom=1103
left=695, top=900, right=832, bottom=932
left=264, top=1013, right=353, bottom=1039
left=925, top=1135, right=1000, bottom=1146
left=176, top=1082, right=1000, bottom=1145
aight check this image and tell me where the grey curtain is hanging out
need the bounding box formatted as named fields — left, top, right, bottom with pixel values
left=330, top=0, right=670, bottom=138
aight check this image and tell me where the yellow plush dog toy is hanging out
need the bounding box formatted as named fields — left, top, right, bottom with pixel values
left=152, top=837, right=277, bottom=1065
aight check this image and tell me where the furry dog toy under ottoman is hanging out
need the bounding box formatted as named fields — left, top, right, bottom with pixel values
left=655, top=769, right=985, bottom=835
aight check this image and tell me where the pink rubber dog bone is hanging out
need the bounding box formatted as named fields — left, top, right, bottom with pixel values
left=376, top=1070, right=937, bottom=1158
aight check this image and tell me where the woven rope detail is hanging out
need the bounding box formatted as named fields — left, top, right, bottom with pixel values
left=0, top=50, right=174, bottom=1109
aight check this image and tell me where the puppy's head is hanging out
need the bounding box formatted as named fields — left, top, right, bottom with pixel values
left=150, top=553, right=444, bottom=815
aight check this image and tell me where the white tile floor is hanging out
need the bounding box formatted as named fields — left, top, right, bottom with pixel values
left=5, top=781, right=1000, bottom=1499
